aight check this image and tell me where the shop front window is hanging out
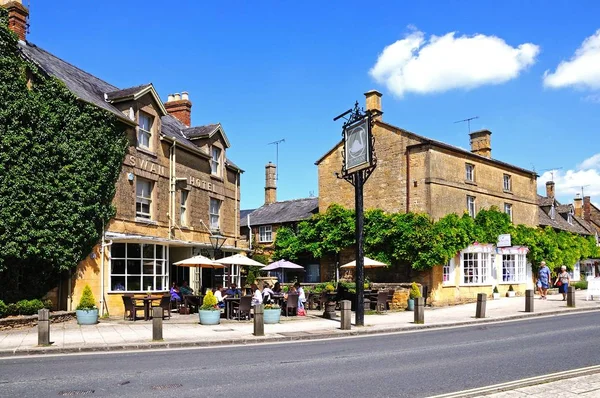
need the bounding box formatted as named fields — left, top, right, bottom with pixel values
left=110, top=243, right=168, bottom=292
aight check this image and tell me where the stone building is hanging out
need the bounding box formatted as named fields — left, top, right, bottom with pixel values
left=316, top=90, right=539, bottom=303
left=5, top=1, right=246, bottom=316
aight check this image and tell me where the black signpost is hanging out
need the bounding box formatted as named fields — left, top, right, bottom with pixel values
left=334, top=101, right=378, bottom=326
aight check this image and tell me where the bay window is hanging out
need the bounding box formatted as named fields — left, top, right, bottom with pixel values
left=502, top=254, right=526, bottom=283
left=462, top=252, right=490, bottom=284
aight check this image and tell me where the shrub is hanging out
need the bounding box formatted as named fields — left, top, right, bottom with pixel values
left=201, top=291, right=218, bottom=310
left=6, top=303, right=17, bottom=316
left=0, top=300, right=6, bottom=318
left=508, top=285, right=514, bottom=292
left=76, top=285, right=97, bottom=311
left=325, top=284, right=335, bottom=292
left=572, top=281, right=588, bottom=290
left=493, top=286, right=499, bottom=294
left=43, top=299, right=53, bottom=310
left=409, top=282, right=421, bottom=299
left=264, top=303, right=280, bottom=310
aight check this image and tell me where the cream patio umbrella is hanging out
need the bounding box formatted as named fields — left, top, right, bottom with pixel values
left=215, top=253, right=265, bottom=267
left=340, top=257, right=388, bottom=269
left=173, top=255, right=225, bottom=268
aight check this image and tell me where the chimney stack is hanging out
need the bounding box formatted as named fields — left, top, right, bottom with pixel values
left=265, top=162, right=277, bottom=205
left=164, top=91, right=192, bottom=127
left=546, top=181, right=555, bottom=199
left=469, top=129, right=492, bottom=158
left=574, top=194, right=583, bottom=218
left=1, top=0, right=29, bottom=42
left=583, top=196, right=592, bottom=222
left=364, top=90, right=383, bottom=121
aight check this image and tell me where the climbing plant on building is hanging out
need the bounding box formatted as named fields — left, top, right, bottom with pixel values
left=0, top=8, right=127, bottom=302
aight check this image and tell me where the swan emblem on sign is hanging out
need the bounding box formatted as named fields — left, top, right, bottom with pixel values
left=348, top=125, right=366, bottom=163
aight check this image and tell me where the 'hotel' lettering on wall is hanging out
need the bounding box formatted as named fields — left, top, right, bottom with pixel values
left=128, top=155, right=215, bottom=192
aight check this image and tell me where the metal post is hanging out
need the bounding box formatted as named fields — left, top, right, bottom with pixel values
left=414, top=297, right=424, bottom=324
left=567, top=286, right=576, bottom=307
left=355, top=171, right=365, bottom=326
left=340, top=300, right=351, bottom=330
left=525, top=289, right=534, bottom=313
left=253, top=304, right=264, bottom=336
left=476, top=293, right=486, bottom=318
left=152, top=307, right=163, bottom=341
left=37, top=309, right=50, bottom=346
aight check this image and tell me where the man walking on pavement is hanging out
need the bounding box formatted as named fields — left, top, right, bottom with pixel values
left=538, top=261, right=551, bottom=300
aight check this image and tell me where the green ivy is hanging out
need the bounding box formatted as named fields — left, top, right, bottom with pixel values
left=0, top=9, right=127, bottom=302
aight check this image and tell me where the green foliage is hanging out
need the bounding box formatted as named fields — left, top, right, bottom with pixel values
left=201, top=291, right=218, bottom=310
left=325, top=283, right=335, bottom=292
left=76, top=285, right=96, bottom=311
left=0, top=9, right=128, bottom=302
left=409, top=282, right=421, bottom=299
left=493, top=286, right=499, bottom=294
left=508, top=284, right=514, bottom=292
left=0, top=300, right=6, bottom=318
left=572, top=280, right=588, bottom=290
left=15, top=299, right=45, bottom=315
left=264, top=303, right=280, bottom=310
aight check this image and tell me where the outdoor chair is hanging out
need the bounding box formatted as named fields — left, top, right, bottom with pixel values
left=184, top=295, right=201, bottom=314
left=232, top=296, right=252, bottom=321
left=122, top=295, right=143, bottom=321
left=375, top=291, right=389, bottom=312
left=286, top=293, right=299, bottom=316
left=157, top=295, right=171, bottom=320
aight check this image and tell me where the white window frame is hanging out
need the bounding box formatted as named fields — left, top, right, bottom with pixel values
left=501, top=253, right=527, bottom=283
left=180, top=190, right=188, bottom=226
left=467, top=195, right=476, bottom=217
left=136, top=178, right=153, bottom=220
left=138, top=112, right=153, bottom=150
left=461, top=252, right=491, bottom=285
left=504, top=203, right=513, bottom=222
left=465, top=163, right=474, bottom=182
left=109, top=243, right=168, bottom=292
left=503, top=174, right=512, bottom=191
left=442, top=258, right=456, bottom=286
left=209, top=198, right=221, bottom=231
left=259, top=225, right=273, bottom=243
left=211, top=146, right=222, bottom=177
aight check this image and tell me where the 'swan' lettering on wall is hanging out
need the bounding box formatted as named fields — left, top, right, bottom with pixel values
left=128, top=155, right=216, bottom=192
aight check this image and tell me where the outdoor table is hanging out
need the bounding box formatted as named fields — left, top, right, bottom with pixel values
left=224, top=297, right=240, bottom=320
left=271, top=294, right=284, bottom=306
left=183, top=294, right=202, bottom=313
left=136, top=295, right=162, bottom=321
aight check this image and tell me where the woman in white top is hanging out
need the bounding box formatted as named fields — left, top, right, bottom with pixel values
left=251, top=283, right=263, bottom=306
left=262, top=283, right=274, bottom=303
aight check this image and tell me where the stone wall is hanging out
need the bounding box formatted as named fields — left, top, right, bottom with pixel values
left=0, top=311, right=76, bottom=331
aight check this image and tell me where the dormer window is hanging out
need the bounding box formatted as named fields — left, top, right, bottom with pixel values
left=550, top=204, right=556, bottom=220
left=211, top=146, right=222, bottom=177
left=138, top=112, right=153, bottom=150
left=568, top=209, right=574, bottom=225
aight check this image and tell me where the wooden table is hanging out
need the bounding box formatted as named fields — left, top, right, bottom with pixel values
left=224, top=297, right=240, bottom=320
left=183, top=295, right=202, bottom=314
left=136, top=296, right=163, bottom=321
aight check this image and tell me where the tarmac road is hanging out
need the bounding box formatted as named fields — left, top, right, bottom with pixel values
left=1, top=311, right=599, bottom=398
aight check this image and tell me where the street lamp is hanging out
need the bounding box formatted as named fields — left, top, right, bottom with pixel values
left=209, top=229, right=227, bottom=260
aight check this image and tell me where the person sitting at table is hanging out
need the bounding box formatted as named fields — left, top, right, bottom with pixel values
left=262, top=283, right=274, bottom=303
left=214, top=285, right=225, bottom=308
left=284, top=285, right=296, bottom=301
left=251, top=283, right=263, bottom=306
left=225, top=283, right=241, bottom=297
left=295, top=282, right=306, bottom=309
left=180, top=280, right=193, bottom=296
left=273, top=282, right=282, bottom=294
left=170, top=282, right=181, bottom=303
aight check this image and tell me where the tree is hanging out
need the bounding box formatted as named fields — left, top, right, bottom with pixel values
left=0, top=9, right=127, bottom=302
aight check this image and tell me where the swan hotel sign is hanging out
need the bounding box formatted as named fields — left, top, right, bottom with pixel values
left=343, top=116, right=372, bottom=173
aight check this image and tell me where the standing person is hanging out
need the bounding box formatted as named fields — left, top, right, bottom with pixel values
left=538, top=261, right=551, bottom=300
left=555, top=266, right=571, bottom=301
left=294, top=282, right=306, bottom=309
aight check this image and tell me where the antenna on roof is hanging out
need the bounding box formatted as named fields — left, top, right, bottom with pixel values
left=268, top=139, right=285, bottom=180
left=581, top=185, right=591, bottom=197
left=454, top=116, right=479, bottom=133
left=540, top=167, right=563, bottom=182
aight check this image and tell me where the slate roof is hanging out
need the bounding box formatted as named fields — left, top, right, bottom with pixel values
left=240, top=198, right=319, bottom=227
left=105, top=84, right=152, bottom=101
left=538, top=195, right=595, bottom=235
left=184, top=124, right=219, bottom=139
left=240, top=209, right=256, bottom=225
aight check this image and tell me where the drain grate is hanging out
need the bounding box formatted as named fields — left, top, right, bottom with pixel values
left=151, top=384, right=182, bottom=390
left=213, top=328, right=235, bottom=332
left=57, top=390, right=95, bottom=396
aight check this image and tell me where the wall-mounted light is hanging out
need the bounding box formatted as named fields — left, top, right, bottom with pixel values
left=127, top=172, right=134, bottom=181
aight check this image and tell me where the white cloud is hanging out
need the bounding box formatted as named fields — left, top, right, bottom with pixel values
left=538, top=153, right=600, bottom=206
left=543, top=29, right=600, bottom=89
left=369, top=29, right=540, bottom=97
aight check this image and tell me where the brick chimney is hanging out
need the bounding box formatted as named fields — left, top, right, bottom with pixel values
left=574, top=194, right=583, bottom=218
left=469, top=129, right=492, bottom=158
left=1, top=0, right=29, bottom=41
left=265, top=162, right=276, bottom=205
left=583, top=196, right=592, bottom=222
left=546, top=181, right=555, bottom=198
left=364, top=90, right=383, bottom=121
left=164, top=91, right=192, bottom=127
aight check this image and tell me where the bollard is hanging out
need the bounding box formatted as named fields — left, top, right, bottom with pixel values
left=38, top=309, right=50, bottom=346
left=152, top=307, right=163, bottom=341
left=525, top=289, right=534, bottom=313
left=253, top=304, right=264, bottom=336
left=340, top=300, right=351, bottom=330
left=567, top=286, right=576, bottom=307
left=475, top=293, right=486, bottom=318
left=414, top=297, right=424, bottom=324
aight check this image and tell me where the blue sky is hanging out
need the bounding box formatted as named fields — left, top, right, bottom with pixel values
left=27, top=0, right=600, bottom=209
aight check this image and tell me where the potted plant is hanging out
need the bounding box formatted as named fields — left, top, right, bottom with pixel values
left=323, top=283, right=337, bottom=319
left=507, top=284, right=516, bottom=297
left=492, top=286, right=500, bottom=300
left=76, top=285, right=98, bottom=325
left=407, top=282, right=421, bottom=311
left=264, top=303, right=281, bottom=324
left=198, top=291, right=220, bottom=325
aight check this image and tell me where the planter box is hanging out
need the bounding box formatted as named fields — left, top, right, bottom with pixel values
left=492, top=293, right=500, bottom=300
left=264, top=309, right=281, bottom=324
left=507, top=291, right=516, bottom=298
left=76, top=309, right=98, bottom=325
left=199, top=310, right=220, bottom=325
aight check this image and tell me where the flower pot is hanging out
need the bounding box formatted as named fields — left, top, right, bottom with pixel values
left=199, top=310, right=220, bottom=325
left=492, top=293, right=500, bottom=300
left=507, top=291, right=516, bottom=298
left=407, top=298, right=415, bottom=311
left=76, top=309, right=98, bottom=325
left=264, top=308, right=281, bottom=324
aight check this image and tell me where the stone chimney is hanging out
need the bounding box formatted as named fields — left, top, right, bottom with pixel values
left=265, top=162, right=276, bottom=205
left=469, top=129, right=492, bottom=158
left=574, top=194, right=583, bottom=218
left=164, top=91, right=192, bottom=127
left=1, top=0, right=29, bottom=41
left=546, top=181, right=555, bottom=198
left=583, top=196, right=592, bottom=222
left=364, top=90, right=383, bottom=121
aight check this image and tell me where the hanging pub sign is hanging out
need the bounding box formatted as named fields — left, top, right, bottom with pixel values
left=497, top=234, right=511, bottom=248
left=343, top=116, right=372, bottom=174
